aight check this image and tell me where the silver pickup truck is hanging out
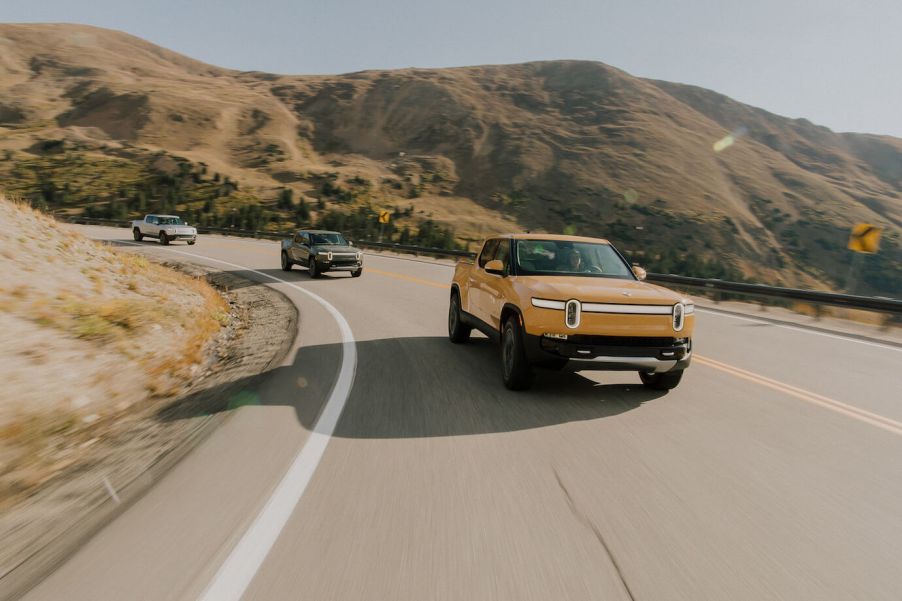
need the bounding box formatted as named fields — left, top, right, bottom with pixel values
left=280, top=229, right=363, bottom=278
left=132, top=214, right=197, bottom=245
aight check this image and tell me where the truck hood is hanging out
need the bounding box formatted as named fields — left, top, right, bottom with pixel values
left=311, top=244, right=358, bottom=253
left=517, top=276, right=685, bottom=305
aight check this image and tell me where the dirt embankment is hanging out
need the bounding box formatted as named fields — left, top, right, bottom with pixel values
left=0, top=196, right=297, bottom=598
left=0, top=196, right=229, bottom=503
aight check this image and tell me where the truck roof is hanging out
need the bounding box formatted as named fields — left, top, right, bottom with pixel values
left=491, top=233, right=611, bottom=244
left=296, top=229, right=341, bottom=235
left=146, top=214, right=180, bottom=219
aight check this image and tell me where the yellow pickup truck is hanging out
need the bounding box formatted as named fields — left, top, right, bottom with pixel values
left=449, top=234, right=694, bottom=390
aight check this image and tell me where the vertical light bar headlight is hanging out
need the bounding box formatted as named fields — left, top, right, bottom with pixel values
left=672, top=302, right=685, bottom=332
left=565, top=299, right=581, bottom=329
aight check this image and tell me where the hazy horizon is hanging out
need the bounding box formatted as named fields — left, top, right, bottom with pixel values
left=1, top=0, right=900, bottom=138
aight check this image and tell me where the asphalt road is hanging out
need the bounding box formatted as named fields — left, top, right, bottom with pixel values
left=21, top=226, right=902, bottom=601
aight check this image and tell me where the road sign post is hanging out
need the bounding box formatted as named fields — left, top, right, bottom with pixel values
left=377, top=210, right=390, bottom=242
left=845, top=223, right=881, bottom=294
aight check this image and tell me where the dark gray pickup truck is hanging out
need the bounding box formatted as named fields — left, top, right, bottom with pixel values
left=280, top=230, right=363, bottom=278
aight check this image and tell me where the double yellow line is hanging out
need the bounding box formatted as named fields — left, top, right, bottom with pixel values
left=695, top=355, right=902, bottom=436
left=365, top=267, right=451, bottom=290
left=188, top=236, right=902, bottom=438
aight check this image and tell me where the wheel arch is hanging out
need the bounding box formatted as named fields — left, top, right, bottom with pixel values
left=500, top=303, right=524, bottom=330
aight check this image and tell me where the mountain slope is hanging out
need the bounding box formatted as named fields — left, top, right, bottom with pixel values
left=0, top=23, right=899, bottom=295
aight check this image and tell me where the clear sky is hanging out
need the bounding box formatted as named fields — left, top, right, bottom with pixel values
left=2, top=0, right=900, bottom=137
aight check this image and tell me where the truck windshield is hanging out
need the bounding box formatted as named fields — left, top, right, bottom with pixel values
left=310, top=233, right=346, bottom=245
left=514, top=240, right=635, bottom=279
left=158, top=217, right=184, bottom=225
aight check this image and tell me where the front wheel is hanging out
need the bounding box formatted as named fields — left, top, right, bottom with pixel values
left=281, top=251, right=292, bottom=272
left=187, top=240, right=196, bottom=246
left=308, top=260, right=320, bottom=278
left=448, top=293, right=471, bottom=343
left=501, top=317, right=533, bottom=390
left=133, top=228, right=143, bottom=241
left=639, top=370, right=684, bottom=390
left=159, top=231, right=169, bottom=246
left=351, top=268, right=363, bottom=278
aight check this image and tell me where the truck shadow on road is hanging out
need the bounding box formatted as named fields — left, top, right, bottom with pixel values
left=158, top=335, right=667, bottom=439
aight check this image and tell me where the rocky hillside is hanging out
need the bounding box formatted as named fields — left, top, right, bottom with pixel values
left=0, top=23, right=899, bottom=295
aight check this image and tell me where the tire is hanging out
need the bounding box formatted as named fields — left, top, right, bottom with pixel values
left=351, top=268, right=363, bottom=278
left=133, top=228, right=143, bottom=241
left=188, top=240, right=196, bottom=246
left=501, top=317, right=533, bottom=390
left=308, top=260, right=320, bottom=278
left=281, top=251, right=292, bottom=272
left=639, top=370, right=684, bottom=390
left=159, top=231, right=169, bottom=246
left=448, top=293, right=471, bottom=343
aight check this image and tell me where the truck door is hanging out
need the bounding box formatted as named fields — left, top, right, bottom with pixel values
left=482, top=239, right=513, bottom=331
left=468, top=238, right=500, bottom=324
left=289, top=233, right=308, bottom=263
left=145, top=216, right=159, bottom=236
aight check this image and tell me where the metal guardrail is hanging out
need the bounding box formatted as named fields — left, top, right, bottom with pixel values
left=646, top=273, right=902, bottom=315
left=66, top=216, right=902, bottom=315
left=355, top=242, right=902, bottom=315
left=65, top=216, right=288, bottom=241
left=353, top=239, right=476, bottom=258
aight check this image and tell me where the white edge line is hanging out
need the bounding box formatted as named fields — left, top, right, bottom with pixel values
left=114, top=240, right=356, bottom=601
left=696, top=307, right=902, bottom=352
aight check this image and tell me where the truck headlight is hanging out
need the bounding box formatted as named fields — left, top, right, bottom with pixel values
left=356, top=251, right=362, bottom=261
left=531, top=298, right=566, bottom=310
left=672, top=303, right=685, bottom=331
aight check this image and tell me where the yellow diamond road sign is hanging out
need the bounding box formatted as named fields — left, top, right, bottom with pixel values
left=378, top=210, right=390, bottom=224
left=847, top=223, right=882, bottom=254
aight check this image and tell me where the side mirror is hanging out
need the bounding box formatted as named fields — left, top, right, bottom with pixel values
left=485, top=259, right=505, bottom=276
left=632, top=265, right=647, bottom=281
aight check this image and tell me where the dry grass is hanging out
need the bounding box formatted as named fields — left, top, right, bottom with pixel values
left=0, top=193, right=230, bottom=507
left=0, top=23, right=899, bottom=295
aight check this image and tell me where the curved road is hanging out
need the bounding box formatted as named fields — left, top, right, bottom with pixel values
left=22, top=226, right=902, bottom=601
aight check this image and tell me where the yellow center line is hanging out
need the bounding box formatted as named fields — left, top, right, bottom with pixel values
left=694, top=355, right=902, bottom=436
left=366, top=267, right=451, bottom=289
left=192, top=236, right=449, bottom=288
left=159, top=233, right=902, bottom=437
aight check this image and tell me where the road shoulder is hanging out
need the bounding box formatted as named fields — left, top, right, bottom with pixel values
left=0, top=262, right=297, bottom=601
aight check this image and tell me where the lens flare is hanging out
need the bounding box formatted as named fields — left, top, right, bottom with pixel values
left=227, top=390, right=260, bottom=409
left=713, top=126, right=748, bottom=153
left=713, top=135, right=735, bottom=152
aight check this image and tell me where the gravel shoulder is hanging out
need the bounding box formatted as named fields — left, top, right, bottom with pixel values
left=0, top=262, right=297, bottom=601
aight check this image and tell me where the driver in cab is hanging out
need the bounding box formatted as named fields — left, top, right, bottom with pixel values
left=560, top=247, right=600, bottom=273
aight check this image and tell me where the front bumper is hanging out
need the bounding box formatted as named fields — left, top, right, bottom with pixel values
left=164, top=231, right=197, bottom=241
left=316, top=260, right=362, bottom=271
left=525, top=334, right=692, bottom=373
